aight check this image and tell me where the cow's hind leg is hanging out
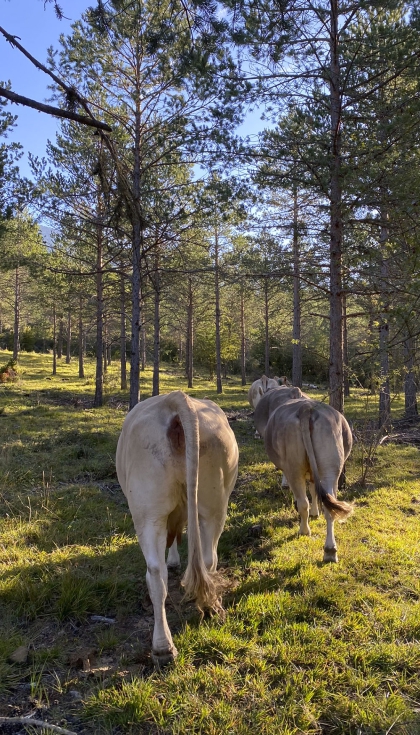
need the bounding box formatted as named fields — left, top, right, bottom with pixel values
left=323, top=509, right=338, bottom=563
left=199, top=515, right=226, bottom=573
left=320, top=476, right=339, bottom=563
left=137, top=519, right=178, bottom=665
left=166, top=538, right=180, bottom=569
left=308, top=480, right=320, bottom=518
left=289, top=474, right=311, bottom=536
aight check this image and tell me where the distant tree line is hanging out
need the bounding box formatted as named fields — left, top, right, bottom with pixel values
left=0, top=0, right=418, bottom=425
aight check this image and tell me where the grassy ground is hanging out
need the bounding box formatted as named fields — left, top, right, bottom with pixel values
left=0, top=350, right=419, bottom=735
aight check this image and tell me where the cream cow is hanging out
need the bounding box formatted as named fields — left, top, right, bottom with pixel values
left=116, top=390, right=238, bottom=666
left=249, top=376, right=305, bottom=493
left=248, top=375, right=280, bottom=409
left=254, top=386, right=353, bottom=562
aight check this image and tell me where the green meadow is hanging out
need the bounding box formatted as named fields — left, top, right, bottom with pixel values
left=0, top=351, right=419, bottom=735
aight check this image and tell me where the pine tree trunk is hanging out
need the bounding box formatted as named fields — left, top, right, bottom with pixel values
left=292, top=186, right=302, bottom=388
left=343, top=289, right=350, bottom=397
left=129, top=105, right=142, bottom=410
left=404, top=333, right=417, bottom=419
left=215, top=224, right=222, bottom=394
left=120, top=270, right=127, bottom=390
left=78, top=297, right=84, bottom=379
left=66, top=309, right=71, bottom=364
left=187, top=277, right=193, bottom=388
left=52, top=303, right=57, bottom=376
left=93, top=207, right=104, bottom=408
left=264, top=277, right=270, bottom=376
left=57, top=319, right=63, bottom=359
left=152, top=251, right=160, bottom=397
left=140, top=294, right=146, bottom=371
left=240, top=287, right=246, bottom=386
left=378, top=215, right=390, bottom=429
left=13, top=266, right=20, bottom=361
left=329, top=0, right=344, bottom=414
left=103, top=317, right=108, bottom=375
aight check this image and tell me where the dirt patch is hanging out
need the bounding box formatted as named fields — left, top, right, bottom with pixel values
left=0, top=571, right=194, bottom=734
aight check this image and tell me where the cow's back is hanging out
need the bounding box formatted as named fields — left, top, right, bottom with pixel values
left=264, top=398, right=352, bottom=477
left=116, top=394, right=238, bottom=502
left=254, top=386, right=310, bottom=438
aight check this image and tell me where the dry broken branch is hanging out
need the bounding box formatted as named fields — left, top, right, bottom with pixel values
left=0, top=86, right=112, bottom=132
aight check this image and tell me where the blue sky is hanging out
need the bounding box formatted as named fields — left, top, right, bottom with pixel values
left=1, top=0, right=93, bottom=178
left=1, top=0, right=267, bottom=180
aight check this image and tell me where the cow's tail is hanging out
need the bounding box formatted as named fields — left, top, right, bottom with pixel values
left=166, top=391, right=225, bottom=616
left=298, top=403, right=353, bottom=520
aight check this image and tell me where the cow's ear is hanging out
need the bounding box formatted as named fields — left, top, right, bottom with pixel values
left=290, top=387, right=302, bottom=399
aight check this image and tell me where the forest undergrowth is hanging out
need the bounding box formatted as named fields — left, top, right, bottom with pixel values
left=0, top=351, right=419, bottom=735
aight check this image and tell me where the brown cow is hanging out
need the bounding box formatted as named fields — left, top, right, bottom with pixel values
left=254, top=386, right=353, bottom=562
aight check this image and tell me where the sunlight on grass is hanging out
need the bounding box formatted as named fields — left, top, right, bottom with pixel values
left=0, top=350, right=419, bottom=734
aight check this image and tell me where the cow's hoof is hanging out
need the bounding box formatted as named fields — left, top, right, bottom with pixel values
left=323, top=547, right=338, bottom=563
left=151, top=646, right=178, bottom=668
left=309, top=512, right=320, bottom=519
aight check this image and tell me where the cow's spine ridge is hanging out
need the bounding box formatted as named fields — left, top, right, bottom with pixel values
left=165, top=391, right=224, bottom=615
left=298, top=403, right=353, bottom=520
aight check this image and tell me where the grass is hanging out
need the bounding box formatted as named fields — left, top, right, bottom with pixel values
left=0, top=349, right=419, bottom=734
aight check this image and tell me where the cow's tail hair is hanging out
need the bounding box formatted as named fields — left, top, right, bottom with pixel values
left=298, top=403, right=353, bottom=521
left=166, top=391, right=226, bottom=616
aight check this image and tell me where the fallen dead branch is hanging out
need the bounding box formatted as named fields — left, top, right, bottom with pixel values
left=379, top=430, right=420, bottom=447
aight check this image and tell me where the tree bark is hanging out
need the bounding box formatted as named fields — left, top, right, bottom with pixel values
left=66, top=309, right=71, bottom=364
left=264, top=277, right=270, bottom=376
left=343, top=289, right=350, bottom=397
left=187, top=277, right=194, bottom=388
left=404, top=333, right=417, bottom=419
left=52, top=303, right=57, bottom=376
left=140, top=294, right=146, bottom=371
left=93, top=206, right=104, bottom=408
left=152, top=250, right=160, bottom=397
left=329, top=0, right=344, bottom=414
left=57, top=319, right=63, bottom=359
left=129, top=103, right=142, bottom=410
left=378, top=215, right=390, bottom=429
left=292, top=185, right=302, bottom=388
left=13, top=266, right=20, bottom=361
left=120, top=270, right=127, bottom=390
left=215, top=223, right=222, bottom=394
left=103, top=316, right=108, bottom=375
left=240, top=286, right=246, bottom=386
left=78, top=298, right=84, bottom=379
